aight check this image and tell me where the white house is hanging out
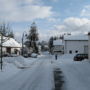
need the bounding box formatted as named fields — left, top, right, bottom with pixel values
left=53, top=40, right=64, bottom=54
left=0, top=37, right=21, bottom=55
left=64, top=35, right=88, bottom=54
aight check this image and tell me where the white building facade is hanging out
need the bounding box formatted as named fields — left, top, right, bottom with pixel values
left=64, top=35, right=88, bottom=54
left=53, top=40, right=64, bottom=54
left=88, top=32, right=90, bottom=60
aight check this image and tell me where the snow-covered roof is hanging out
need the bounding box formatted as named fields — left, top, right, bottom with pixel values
left=0, top=36, right=8, bottom=43
left=53, top=40, right=64, bottom=45
left=2, top=38, right=21, bottom=48
left=64, top=35, right=88, bottom=41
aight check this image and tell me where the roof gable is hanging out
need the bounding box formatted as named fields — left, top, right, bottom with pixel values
left=2, top=38, right=21, bottom=48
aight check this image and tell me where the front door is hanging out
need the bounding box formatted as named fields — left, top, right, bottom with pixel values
left=6, top=47, right=11, bottom=54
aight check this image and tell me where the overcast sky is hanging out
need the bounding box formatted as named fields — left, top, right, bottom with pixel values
left=0, top=0, right=90, bottom=41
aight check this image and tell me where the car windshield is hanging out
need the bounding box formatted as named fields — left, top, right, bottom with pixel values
left=76, top=54, right=81, bottom=56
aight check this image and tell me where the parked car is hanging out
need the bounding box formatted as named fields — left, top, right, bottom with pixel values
left=74, top=54, right=88, bottom=61
left=9, top=54, right=18, bottom=57
left=23, top=54, right=28, bottom=58
left=2, top=53, right=9, bottom=57
left=31, top=53, right=38, bottom=58
left=27, top=53, right=31, bottom=57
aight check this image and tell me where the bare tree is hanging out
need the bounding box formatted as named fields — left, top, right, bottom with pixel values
left=0, top=23, right=14, bottom=38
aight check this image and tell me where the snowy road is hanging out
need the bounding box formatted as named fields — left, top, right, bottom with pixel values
left=52, top=54, right=90, bottom=90
left=61, top=62, right=90, bottom=90
left=0, top=55, right=54, bottom=90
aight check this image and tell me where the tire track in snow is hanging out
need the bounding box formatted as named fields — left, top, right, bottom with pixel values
left=17, top=56, right=54, bottom=90
left=0, top=57, right=43, bottom=90
left=18, top=59, right=44, bottom=90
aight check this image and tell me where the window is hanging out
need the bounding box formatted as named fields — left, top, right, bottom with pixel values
left=75, top=50, right=78, bottom=53
left=69, top=50, right=72, bottom=54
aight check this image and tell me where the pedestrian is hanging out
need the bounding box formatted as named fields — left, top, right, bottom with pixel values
left=55, top=54, right=58, bottom=60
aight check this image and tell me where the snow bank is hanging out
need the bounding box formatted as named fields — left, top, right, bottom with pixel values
left=0, top=55, right=42, bottom=82
left=0, top=63, right=20, bottom=82
left=3, top=56, right=38, bottom=68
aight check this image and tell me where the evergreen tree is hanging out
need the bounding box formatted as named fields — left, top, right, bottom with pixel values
left=26, top=22, right=39, bottom=53
left=27, top=22, right=38, bottom=41
left=48, top=36, right=54, bottom=53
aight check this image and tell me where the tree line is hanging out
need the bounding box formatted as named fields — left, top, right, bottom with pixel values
left=0, top=23, right=14, bottom=38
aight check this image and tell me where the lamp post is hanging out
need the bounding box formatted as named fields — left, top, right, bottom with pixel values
left=0, top=33, right=3, bottom=71
left=22, top=31, right=27, bottom=56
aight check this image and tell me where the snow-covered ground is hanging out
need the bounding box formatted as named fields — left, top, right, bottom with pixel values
left=0, top=53, right=90, bottom=90
left=52, top=54, right=90, bottom=90
left=0, top=54, right=54, bottom=90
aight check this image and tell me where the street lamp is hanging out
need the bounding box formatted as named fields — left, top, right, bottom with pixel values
left=22, top=31, right=27, bottom=56
left=0, top=33, right=3, bottom=71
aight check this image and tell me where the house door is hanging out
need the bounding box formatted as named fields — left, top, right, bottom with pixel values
left=6, top=47, right=11, bottom=54
left=14, top=49, right=18, bottom=54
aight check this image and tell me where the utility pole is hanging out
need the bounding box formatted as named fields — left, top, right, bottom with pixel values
left=22, top=33, right=24, bottom=56
left=88, top=32, right=90, bottom=61
left=0, top=33, right=3, bottom=71
left=22, top=32, right=27, bottom=56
